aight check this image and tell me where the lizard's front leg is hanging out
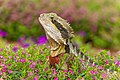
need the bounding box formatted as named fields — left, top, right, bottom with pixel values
left=49, top=54, right=60, bottom=68
left=49, top=44, right=65, bottom=68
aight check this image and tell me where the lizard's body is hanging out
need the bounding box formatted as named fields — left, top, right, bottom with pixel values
left=39, top=13, right=120, bottom=80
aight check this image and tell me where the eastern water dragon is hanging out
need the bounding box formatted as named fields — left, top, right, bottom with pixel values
left=39, top=13, right=120, bottom=80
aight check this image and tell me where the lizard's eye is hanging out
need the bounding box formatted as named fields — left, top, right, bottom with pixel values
left=50, top=17, right=54, bottom=20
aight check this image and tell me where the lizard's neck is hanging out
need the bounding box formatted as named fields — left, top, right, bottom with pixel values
left=65, top=39, right=78, bottom=56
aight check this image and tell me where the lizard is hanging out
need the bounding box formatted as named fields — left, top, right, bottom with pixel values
left=38, top=13, right=120, bottom=80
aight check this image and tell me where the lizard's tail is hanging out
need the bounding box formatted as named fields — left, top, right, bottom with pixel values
left=66, top=39, right=120, bottom=80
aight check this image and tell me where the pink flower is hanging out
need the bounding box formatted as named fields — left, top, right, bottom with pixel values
left=29, top=62, right=36, bottom=69
left=32, top=62, right=36, bottom=66
left=0, top=30, right=7, bottom=37
left=21, top=13, right=32, bottom=25
left=37, top=60, right=42, bottom=64
left=79, top=59, right=83, bottom=63
left=20, top=58, right=26, bottom=63
left=3, top=75, right=7, bottom=79
left=14, top=57, right=17, bottom=62
left=98, top=66, right=103, bottom=70
left=10, top=12, right=19, bottom=21
left=116, top=51, right=120, bottom=55
left=79, top=7, right=86, bottom=14
left=64, top=74, right=68, bottom=77
left=86, top=51, right=89, bottom=54
left=79, top=31, right=86, bottom=37
left=90, top=70, right=96, bottom=75
left=114, top=60, right=120, bottom=66
left=101, top=72, right=106, bottom=78
left=12, top=46, right=18, bottom=52
left=63, top=69, right=68, bottom=73
left=90, top=25, right=97, bottom=32
left=28, top=72, right=32, bottom=76
left=35, top=69, right=38, bottom=73
left=0, top=56, right=4, bottom=59
left=36, top=35, right=47, bottom=45
left=68, top=78, right=70, bottom=80
left=69, top=70, right=74, bottom=74
left=8, top=56, right=12, bottom=59
left=34, top=76, right=38, bottom=80
left=3, top=65, right=7, bottom=68
left=34, top=74, right=38, bottom=80
left=21, top=78, right=25, bottom=80
left=114, top=56, right=117, bottom=59
left=22, top=51, right=25, bottom=55
left=8, top=64, right=11, bottom=66
left=107, top=51, right=111, bottom=56
left=0, top=48, right=3, bottom=52
left=44, top=68, right=48, bottom=72
left=105, top=60, right=108, bottom=64
left=61, top=53, right=64, bottom=57
left=53, top=76, right=58, bottom=80
left=51, top=68, right=57, bottom=74
left=92, top=63, right=96, bottom=67
left=18, top=36, right=25, bottom=43
left=22, top=43, right=29, bottom=48
left=92, top=76, right=96, bottom=80
left=1, top=68, right=7, bottom=72
left=8, top=70, right=13, bottom=74
left=0, top=71, right=2, bottom=75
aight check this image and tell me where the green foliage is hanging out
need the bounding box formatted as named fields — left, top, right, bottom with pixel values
left=1, top=22, right=42, bottom=41
left=0, top=44, right=120, bottom=80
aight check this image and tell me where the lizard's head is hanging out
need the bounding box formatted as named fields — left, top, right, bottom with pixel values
left=39, top=13, right=74, bottom=45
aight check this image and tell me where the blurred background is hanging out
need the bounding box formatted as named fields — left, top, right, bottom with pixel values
left=0, top=0, right=120, bottom=51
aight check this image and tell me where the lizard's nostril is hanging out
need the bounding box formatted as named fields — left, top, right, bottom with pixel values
left=40, top=14, right=43, bottom=17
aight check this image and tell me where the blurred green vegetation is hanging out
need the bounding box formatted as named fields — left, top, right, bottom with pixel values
left=0, top=0, right=120, bottom=50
